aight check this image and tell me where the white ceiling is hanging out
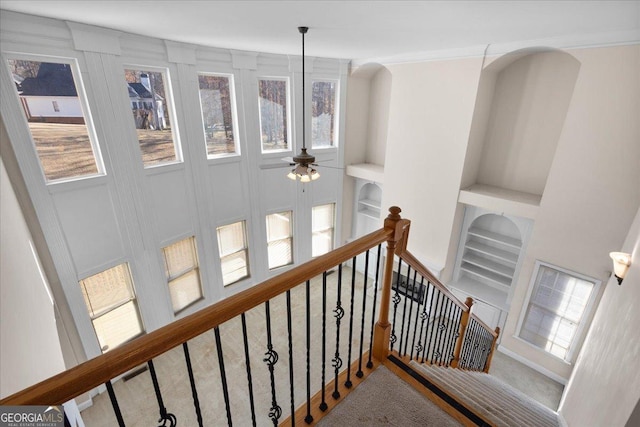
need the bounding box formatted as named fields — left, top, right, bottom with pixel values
left=1, top=1, right=638, bottom=62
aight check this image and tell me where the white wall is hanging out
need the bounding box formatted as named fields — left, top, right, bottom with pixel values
left=559, top=204, right=640, bottom=427
left=365, top=68, right=391, bottom=165
left=381, top=57, right=483, bottom=268
left=0, top=156, right=66, bottom=397
left=500, top=44, right=640, bottom=379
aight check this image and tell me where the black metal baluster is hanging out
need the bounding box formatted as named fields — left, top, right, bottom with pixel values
left=305, top=280, right=313, bottom=424
left=461, top=319, right=477, bottom=369
left=398, top=264, right=413, bottom=356
left=320, top=271, right=328, bottom=411
left=105, top=380, right=125, bottom=427
left=367, top=244, right=382, bottom=369
left=431, top=297, right=447, bottom=365
left=424, top=290, right=442, bottom=364
left=459, top=319, right=472, bottom=369
left=414, top=282, right=430, bottom=361
left=285, top=290, right=296, bottom=426
left=437, top=299, right=454, bottom=365
left=183, top=342, right=203, bottom=427
left=420, top=284, right=438, bottom=363
left=471, top=322, right=483, bottom=370
left=264, top=301, right=282, bottom=425
left=214, top=328, right=233, bottom=426
left=344, top=257, right=357, bottom=388
left=402, top=269, right=419, bottom=357
left=147, top=359, right=177, bottom=427
left=332, top=264, right=344, bottom=399
left=241, top=313, right=257, bottom=426
left=390, top=258, right=403, bottom=352
left=356, top=250, right=370, bottom=378
left=410, top=276, right=425, bottom=360
left=444, top=306, right=462, bottom=367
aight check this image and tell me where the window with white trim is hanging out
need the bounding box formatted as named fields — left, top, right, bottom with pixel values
left=162, top=236, right=203, bottom=313
left=312, top=203, right=335, bottom=257
left=518, top=261, right=601, bottom=361
left=217, top=221, right=250, bottom=286
left=7, top=58, right=104, bottom=182
left=312, top=80, right=337, bottom=148
left=258, top=78, right=289, bottom=152
left=79, top=263, right=144, bottom=353
left=266, top=211, right=293, bottom=269
left=198, top=73, right=238, bottom=157
left=123, top=68, right=180, bottom=167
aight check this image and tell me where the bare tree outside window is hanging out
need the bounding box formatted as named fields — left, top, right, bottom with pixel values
left=198, top=74, right=237, bottom=157
left=258, top=79, right=288, bottom=152
left=312, top=81, right=337, bottom=148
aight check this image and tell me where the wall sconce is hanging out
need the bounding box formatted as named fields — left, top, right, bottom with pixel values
left=609, top=252, right=631, bottom=285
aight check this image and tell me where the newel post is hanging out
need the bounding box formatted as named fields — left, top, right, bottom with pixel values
left=450, top=297, right=474, bottom=369
left=483, top=326, right=501, bottom=373
left=372, top=206, right=410, bottom=362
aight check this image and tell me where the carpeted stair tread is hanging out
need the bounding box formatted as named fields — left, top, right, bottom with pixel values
left=410, top=362, right=560, bottom=427
left=422, top=363, right=552, bottom=426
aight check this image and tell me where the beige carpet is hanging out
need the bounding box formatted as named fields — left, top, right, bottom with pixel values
left=317, top=365, right=463, bottom=426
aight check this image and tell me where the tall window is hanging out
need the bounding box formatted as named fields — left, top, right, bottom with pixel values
left=266, top=211, right=293, bottom=269
left=312, top=203, right=335, bottom=257
left=79, top=263, right=144, bottom=353
left=198, top=73, right=238, bottom=157
left=519, top=261, right=601, bottom=361
left=217, top=221, right=250, bottom=286
left=7, top=58, right=104, bottom=182
left=123, top=68, right=179, bottom=167
left=312, top=80, right=337, bottom=148
left=258, top=78, right=288, bottom=152
left=162, top=237, right=203, bottom=313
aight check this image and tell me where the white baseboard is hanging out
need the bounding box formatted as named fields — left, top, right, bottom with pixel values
left=76, top=397, right=93, bottom=412
left=497, top=345, right=568, bottom=385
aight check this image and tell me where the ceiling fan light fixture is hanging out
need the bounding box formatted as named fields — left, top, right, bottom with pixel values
left=287, top=26, right=319, bottom=183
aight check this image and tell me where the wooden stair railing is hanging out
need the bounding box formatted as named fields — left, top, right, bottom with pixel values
left=1, top=205, right=499, bottom=426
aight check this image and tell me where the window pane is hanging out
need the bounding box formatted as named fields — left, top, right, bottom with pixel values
left=7, top=59, right=102, bottom=182
left=221, top=250, right=249, bottom=286
left=169, top=270, right=202, bottom=312
left=92, top=301, right=143, bottom=352
left=519, top=263, right=597, bottom=361
left=258, top=79, right=288, bottom=152
left=79, top=263, right=144, bottom=353
left=312, top=204, right=335, bottom=257
left=163, top=237, right=197, bottom=278
left=266, top=211, right=292, bottom=241
left=268, top=238, right=293, bottom=269
left=217, top=221, right=247, bottom=257
left=198, top=74, right=237, bottom=157
left=124, top=69, right=177, bottom=166
left=312, top=81, right=336, bottom=148
left=80, top=264, right=135, bottom=318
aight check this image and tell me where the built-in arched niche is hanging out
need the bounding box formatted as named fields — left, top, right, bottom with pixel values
left=460, top=48, right=581, bottom=202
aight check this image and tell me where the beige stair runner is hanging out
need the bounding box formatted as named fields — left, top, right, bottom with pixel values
left=410, top=361, right=560, bottom=427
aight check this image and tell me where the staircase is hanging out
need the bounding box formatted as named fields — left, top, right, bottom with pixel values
left=409, top=360, right=560, bottom=426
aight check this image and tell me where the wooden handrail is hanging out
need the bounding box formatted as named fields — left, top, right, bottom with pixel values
left=1, top=226, right=393, bottom=406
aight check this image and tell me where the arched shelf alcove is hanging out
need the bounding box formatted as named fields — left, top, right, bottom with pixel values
left=459, top=47, right=581, bottom=216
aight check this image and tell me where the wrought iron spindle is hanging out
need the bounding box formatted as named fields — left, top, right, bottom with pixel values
left=459, top=320, right=472, bottom=369
left=367, top=244, right=382, bottom=369
left=420, top=284, right=438, bottom=363
left=437, top=299, right=454, bottom=365
left=402, top=268, right=419, bottom=357
left=241, top=313, right=257, bottom=426
left=332, top=264, right=344, bottom=399
left=414, top=282, right=430, bottom=361
left=105, top=380, right=125, bottom=427
left=431, top=297, right=448, bottom=365
left=147, top=359, right=177, bottom=427
left=444, top=306, right=462, bottom=366
left=305, top=280, right=313, bottom=424
left=356, top=249, right=370, bottom=378
left=320, top=271, right=328, bottom=411
left=390, top=258, right=403, bottom=351
left=214, top=328, right=232, bottom=426
left=472, top=322, right=483, bottom=370
left=398, top=264, right=413, bottom=356
left=264, top=301, right=282, bottom=425
left=182, top=342, right=203, bottom=427
left=410, top=276, right=426, bottom=360
left=423, top=290, right=442, bottom=363
left=285, top=290, right=296, bottom=426
left=344, top=257, right=357, bottom=388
